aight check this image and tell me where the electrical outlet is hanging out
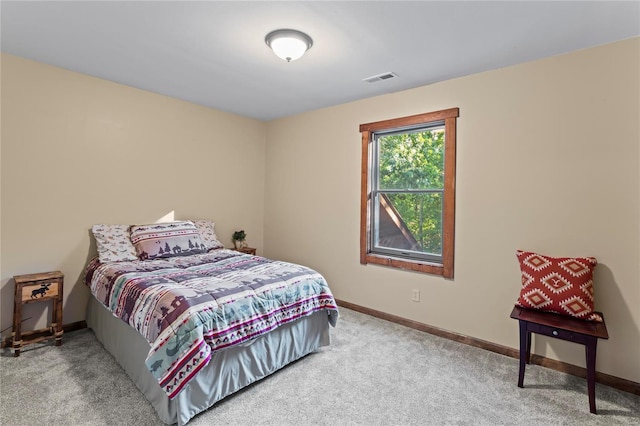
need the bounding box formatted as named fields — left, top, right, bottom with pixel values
left=412, top=289, right=420, bottom=302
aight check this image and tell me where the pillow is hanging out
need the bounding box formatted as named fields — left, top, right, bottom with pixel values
left=192, top=220, right=224, bottom=250
left=515, top=250, right=602, bottom=322
left=129, top=221, right=206, bottom=260
left=92, top=224, right=138, bottom=263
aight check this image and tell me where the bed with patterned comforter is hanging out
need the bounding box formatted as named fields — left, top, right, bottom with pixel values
left=85, top=249, right=338, bottom=399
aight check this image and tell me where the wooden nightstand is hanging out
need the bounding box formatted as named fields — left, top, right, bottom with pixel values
left=235, top=247, right=257, bottom=255
left=12, top=271, right=64, bottom=356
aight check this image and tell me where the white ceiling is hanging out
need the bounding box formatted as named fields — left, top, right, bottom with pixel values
left=2, top=1, right=639, bottom=121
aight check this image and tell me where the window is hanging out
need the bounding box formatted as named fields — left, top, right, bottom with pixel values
left=359, top=108, right=459, bottom=278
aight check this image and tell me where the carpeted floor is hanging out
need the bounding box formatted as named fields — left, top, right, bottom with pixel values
left=1, top=308, right=639, bottom=425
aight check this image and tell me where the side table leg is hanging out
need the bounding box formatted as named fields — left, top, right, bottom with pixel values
left=12, top=298, right=22, bottom=357
left=517, top=320, right=529, bottom=388
left=586, top=337, right=598, bottom=414
left=53, top=297, right=63, bottom=346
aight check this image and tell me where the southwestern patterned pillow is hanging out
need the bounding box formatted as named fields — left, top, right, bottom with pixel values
left=130, top=221, right=206, bottom=260
left=193, top=220, right=224, bottom=250
left=92, top=224, right=138, bottom=263
left=515, top=250, right=602, bottom=322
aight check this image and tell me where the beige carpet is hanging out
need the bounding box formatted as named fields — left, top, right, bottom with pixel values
left=1, top=308, right=639, bottom=425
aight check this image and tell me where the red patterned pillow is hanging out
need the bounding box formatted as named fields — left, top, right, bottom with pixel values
left=515, top=250, right=602, bottom=322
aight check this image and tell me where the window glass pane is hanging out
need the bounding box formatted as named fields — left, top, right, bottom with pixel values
left=377, top=126, right=445, bottom=190
left=373, top=192, right=442, bottom=257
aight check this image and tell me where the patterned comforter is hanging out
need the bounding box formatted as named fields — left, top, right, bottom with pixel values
left=84, top=249, right=338, bottom=399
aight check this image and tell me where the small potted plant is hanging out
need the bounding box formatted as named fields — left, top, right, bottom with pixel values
left=232, top=230, right=247, bottom=250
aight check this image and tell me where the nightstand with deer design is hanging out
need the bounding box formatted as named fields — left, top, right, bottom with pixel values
left=12, top=271, right=64, bottom=356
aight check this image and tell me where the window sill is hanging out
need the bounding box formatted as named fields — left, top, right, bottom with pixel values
left=362, top=253, right=451, bottom=277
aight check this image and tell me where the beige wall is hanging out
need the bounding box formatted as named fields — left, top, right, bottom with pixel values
left=1, top=54, right=266, bottom=336
left=264, top=38, right=640, bottom=383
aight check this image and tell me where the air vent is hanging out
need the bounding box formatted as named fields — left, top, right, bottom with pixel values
left=362, top=72, right=398, bottom=83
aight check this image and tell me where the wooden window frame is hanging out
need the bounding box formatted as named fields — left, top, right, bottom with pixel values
left=359, top=107, right=459, bottom=278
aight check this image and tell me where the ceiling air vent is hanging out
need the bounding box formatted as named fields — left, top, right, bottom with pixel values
left=362, top=72, right=398, bottom=83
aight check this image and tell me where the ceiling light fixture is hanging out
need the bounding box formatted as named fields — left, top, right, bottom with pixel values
left=265, top=29, right=313, bottom=62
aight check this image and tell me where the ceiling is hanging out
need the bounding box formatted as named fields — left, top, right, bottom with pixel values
left=2, top=1, right=639, bottom=121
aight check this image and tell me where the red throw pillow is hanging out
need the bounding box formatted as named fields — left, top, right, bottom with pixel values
left=516, top=250, right=602, bottom=322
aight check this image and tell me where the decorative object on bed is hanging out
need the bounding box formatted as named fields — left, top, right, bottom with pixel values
left=232, top=229, right=247, bottom=249
left=192, top=220, right=224, bottom=250
left=91, top=224, right=138, bottom=263
left=129, top=221, right=206, bottom=260
left=84, top=246, right=338, bottom=425
left=515, top=250, right=601, bottom=321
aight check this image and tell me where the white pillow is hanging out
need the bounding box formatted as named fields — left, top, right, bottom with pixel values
left=91, top=224, right=138, bottom=263
left=192, top=220, right=224, bottom=250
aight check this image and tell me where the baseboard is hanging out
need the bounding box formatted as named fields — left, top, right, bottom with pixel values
left=335, top=299, right=640, bottom=396
left=1, top=320, right=87, bottom=349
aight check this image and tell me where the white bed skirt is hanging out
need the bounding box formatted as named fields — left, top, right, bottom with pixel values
left=86, top=295, right=331, bottom=425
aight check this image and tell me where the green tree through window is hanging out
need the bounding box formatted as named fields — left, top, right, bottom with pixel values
left=378, top=127, right=444, bottom=255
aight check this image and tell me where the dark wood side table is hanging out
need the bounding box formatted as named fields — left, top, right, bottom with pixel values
left=12, top=271, right=64, bottom=356
left=510, top=306, right=608, bottom=414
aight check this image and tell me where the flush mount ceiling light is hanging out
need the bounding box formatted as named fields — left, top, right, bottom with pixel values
left=265, top=29, right=313, bottom=62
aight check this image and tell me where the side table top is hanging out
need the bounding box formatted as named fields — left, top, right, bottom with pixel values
left=14, top=271, right=64, bottom=283
left=232, top=247, right=256, bottom=253
left=510, top=306, right=608, bottom=339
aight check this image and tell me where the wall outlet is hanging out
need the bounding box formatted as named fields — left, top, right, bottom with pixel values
left=412, top=289, right=420, bottom=302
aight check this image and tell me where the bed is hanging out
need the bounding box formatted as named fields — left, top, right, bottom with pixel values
left=84, top=221, right=338, bottom=425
